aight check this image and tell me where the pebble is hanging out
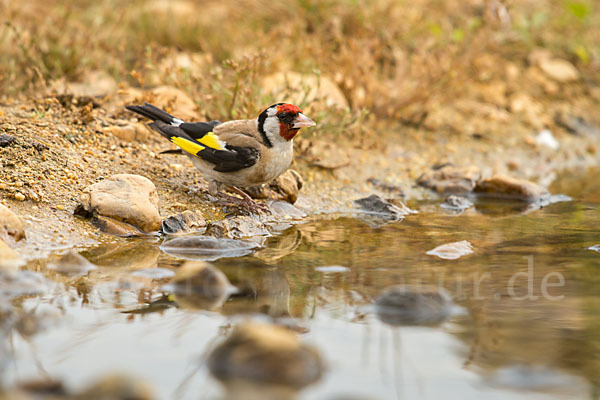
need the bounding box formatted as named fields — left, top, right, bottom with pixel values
left=426, top=240, right=474, bottom=260
left=474, top=174, right=549, bottom=202
left=441, top=195, right=473, bottom=212
left=14, top=192, right=25, bottom=201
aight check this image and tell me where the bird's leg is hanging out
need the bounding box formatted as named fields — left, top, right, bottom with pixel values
left=228, top=186, right=270, bottom=214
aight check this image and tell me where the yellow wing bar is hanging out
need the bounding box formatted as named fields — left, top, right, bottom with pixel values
left=170, top=132, right=224, bottom=155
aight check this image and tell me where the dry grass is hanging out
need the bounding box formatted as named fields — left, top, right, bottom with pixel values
left=0, top=0, right=599, bottom=131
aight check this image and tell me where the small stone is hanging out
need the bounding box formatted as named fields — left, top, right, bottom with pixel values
left=417, top=164, right=481, bottom=194
left=0, top=134, right=16, bottom=147
left=161, top=210, right=206, bottom=235
left=441, top=195, right=473, bottom=212
left=474, top=174, right=550, bottom=202
left=75, top=174, right=161, bottom=233
left=208, top=322, right=323, bottom=389
left=426, top=240, right=474, bottom=260
left=354, top=194, right=415, bottom=220
left=14, top=193, right=25, bottom=202
left=538, top=58, right=579, bottom=83
left=205, top=216, right=270, bottom=241
left=0, top=204, right=25, bottom=243
left=374, top=285, right=462, bottom=326
left=246, top=170, right=304, bottom=204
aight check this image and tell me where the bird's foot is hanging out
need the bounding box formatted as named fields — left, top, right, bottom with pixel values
left=222, top=187, right=270, bottom=215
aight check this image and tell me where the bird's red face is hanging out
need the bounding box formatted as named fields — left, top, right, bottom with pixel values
left=276, top=104, right=316, bottom=141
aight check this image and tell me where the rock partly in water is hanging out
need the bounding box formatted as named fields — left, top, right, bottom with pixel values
left=208, top=322, right=323, bottom=390
left=161, top=210, right=206, bottom=235
left=246, top=170, right=304, bottom=204
left=0, top=204, right=25, bottom=244
left=75, top=174, right=161, bottom=233
left=441, top=195, right=474, bottom=213
left=474, top=174, right=549, bottom=202
left=165, top=261, right=236, bottom=310
left=374, top=285, right=462, bottom=326
left=47, top=252, right=97, bottom=276
left=205, top=216, right=270, bottom=242
left=0, top=239, right=24, bottom=270
left=160, top=235, right=258, bottom=261
left=417, top=164, right=481, bottom=194
left=266, top=201, right=306, bottom=221
left=426, top=240, right=474, bottom=260
left=354, top=194, right=416, bottom=221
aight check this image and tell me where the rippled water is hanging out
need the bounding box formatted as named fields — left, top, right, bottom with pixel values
left=2, top=168, right=599, bottom=399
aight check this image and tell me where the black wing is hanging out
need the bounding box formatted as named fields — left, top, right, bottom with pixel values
left=149, top=120, right=260, bottom=173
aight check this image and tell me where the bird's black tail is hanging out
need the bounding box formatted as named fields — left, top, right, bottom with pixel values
left=125, top=103, right=179, bottom=125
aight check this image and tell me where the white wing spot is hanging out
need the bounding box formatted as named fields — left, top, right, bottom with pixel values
left=171, top=118, right=184, bottom=127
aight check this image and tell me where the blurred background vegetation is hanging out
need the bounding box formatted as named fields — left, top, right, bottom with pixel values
left=0, top=0, right=598, bottom=136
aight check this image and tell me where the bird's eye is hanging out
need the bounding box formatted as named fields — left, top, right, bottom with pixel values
left=278, top=113, right=288, bottom=120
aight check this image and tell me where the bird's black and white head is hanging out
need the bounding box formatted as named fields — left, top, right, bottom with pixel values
left=257, top=103, right=316, bottom=147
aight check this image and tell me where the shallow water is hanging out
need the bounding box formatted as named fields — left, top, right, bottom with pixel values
left=2, top=168, right=600, bottom=399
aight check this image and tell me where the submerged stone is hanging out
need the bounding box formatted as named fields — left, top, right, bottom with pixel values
left=441, top=195, right=474, bottom=212
left=47, top=251, right=97, bottom=276
left=160, top=235, right=258, bottom=261
left=426, top=240, right=474, bottom=260
left=354, top=194, right=415, bottom=220
left=374, top=285, right=461, bottom=327
left=207, top=322, right=323, bottom=390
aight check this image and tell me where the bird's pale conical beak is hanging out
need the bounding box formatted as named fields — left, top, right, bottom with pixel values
left=292, top=113, right=316, bottom=129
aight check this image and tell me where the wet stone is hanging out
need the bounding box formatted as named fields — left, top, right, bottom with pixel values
left=91, top=215, right=145, bottom=237
left=374, top=285, right=461, bottom=327
left=47, top=251, right=97, bottom=276
left=267, top=200, right=306, bottom=220
left=75, top=174, right=161, bottom=233
left=207, top=322, right=323, bottom=390
left=161, top=210, right=206, bottom=235
left=354, top=194, right=415, bottom=220
left=474, top=174, right=549, bottom=202
left=417, top=164, right=481, bottom=194
left=426, top=240, right=474, bottom=260
left=205, top=216, right=270, bottom=241
left=441, top=195, right=473, bottom=212
left=159, top=235, right=258, bottom=261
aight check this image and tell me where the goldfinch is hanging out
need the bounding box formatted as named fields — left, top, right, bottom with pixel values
left=125, top=102, right=316, bottom=211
